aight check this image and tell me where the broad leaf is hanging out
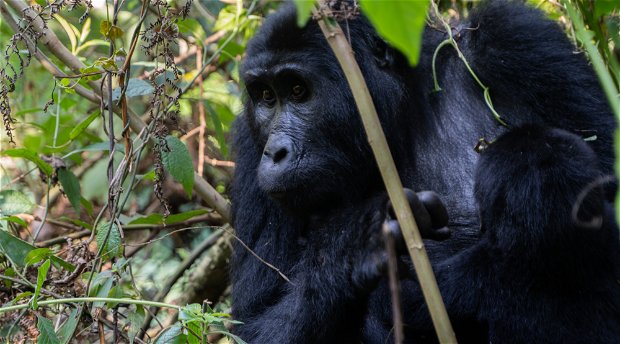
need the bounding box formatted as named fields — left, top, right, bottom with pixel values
left=360, top=0, right=430, bottom=66
left=0, top=190, right=34, bottom=216
left=2, top=149, right=53, bottom=176
left=293, top=0, right=315, bottom=27
left=154, top=323, right=187, bottom=344
left=112, top=78, right=154, bottom=101
left=161, top=136, right=195, bottom=197
left=58, top=168, right=82, bottom=215
left=25, top=248, right=52, bottom=266
left=96, top=222, right=123, bottom=260
left=36, top=315, right=61, bottom=344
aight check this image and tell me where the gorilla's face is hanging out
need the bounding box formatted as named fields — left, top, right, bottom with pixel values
left=242, top=53, right=369, bottom=208
left=240, top=8, right=409, bottom=209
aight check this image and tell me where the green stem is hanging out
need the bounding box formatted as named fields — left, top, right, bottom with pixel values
left=431, top=39, right=453, bottom=92
left=429, top=1, right=507, bottom=127
left=562, top=0, right=620, bottom=118
left=0, top=297, right=180, bottom=314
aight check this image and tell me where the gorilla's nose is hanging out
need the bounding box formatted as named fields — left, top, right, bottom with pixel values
left=258, top=135, right=296, bottom=194
left=263, top=135, right=295, bottom=165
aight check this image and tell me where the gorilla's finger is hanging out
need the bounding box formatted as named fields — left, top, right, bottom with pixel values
left=417, top=191, right=449, bottom=229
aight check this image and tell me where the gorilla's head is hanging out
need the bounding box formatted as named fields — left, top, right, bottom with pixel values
left=240, top=5, right=411, bottom=209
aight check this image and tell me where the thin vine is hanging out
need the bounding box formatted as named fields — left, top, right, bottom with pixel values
left=429, top=1, right=508, bottom=127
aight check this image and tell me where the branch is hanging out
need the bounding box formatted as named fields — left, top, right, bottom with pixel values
left=315, top=7, right=456, bottom=343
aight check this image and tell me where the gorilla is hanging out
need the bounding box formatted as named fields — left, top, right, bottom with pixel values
left=230, top=1, right=620, bottom=343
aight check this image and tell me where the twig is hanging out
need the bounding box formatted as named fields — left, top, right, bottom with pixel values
left=196, top=47, right=207, bottom=176
left=0, top=274, right=64, bottom=299
left=383, top=223, right=403, bottom=344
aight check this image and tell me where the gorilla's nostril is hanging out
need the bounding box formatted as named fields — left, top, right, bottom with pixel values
left=272, top=147, right=288, bottom=163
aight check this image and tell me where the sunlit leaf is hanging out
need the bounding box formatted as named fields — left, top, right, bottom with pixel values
left=293, top=0, right=315, bottom=27
left=2, top=149, right=53, bottom=176
left=0, top=190, right=34, bottom=216
left=25, top=248, right=52, bottom=266
left=360, top=0, right=430, bottom=66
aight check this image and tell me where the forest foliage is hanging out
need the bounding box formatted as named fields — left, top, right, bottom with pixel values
left=0, top=0, right=618, bottom=343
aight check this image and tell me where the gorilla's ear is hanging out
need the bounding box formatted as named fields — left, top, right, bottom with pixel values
left=371, top=37, right=395, bottom=68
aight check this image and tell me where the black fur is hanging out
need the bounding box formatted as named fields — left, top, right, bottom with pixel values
left=230, top=2, right=620, bottom=343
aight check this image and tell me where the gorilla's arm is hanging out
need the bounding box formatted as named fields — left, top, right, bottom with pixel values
left=401, top=126, right=620, bottom=342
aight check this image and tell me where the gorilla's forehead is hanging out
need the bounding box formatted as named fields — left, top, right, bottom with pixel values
left=241, top=4, right=373, bottom=81
left=241, top=48, right=330, bottom=80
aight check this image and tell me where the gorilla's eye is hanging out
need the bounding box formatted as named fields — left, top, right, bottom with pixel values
left=291, top=84, right=305, bottom=99
left=262, top=88, right=275, bottom=104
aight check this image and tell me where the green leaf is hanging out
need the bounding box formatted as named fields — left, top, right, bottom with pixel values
left=25, top=248, right=52, bottom=266
left=0, top=230, right=74, bottom=270
left=293, top=0, right=315, bottom=27
left=214, top=6, right=244, bottom=32
left=14, top=291, right=33, bottom=303
left=161, top=136, right=195, bottom=197
left=186, top=320, right=202, bottom=344
left=55, top=14, right=78, bottom=53
left=49, top=256, right=76, bottom=272
left=128, top=209, right=209, bottom=225
left=58, top=168, right=82, bottom=215
left=204, top=102, right=229, bottom=158
left=63, top=142, right=125, bottom=159
left=126, top=305, right=146, bottom=344
left=96, top=222, right=123, bottom=260
left=80, top=197, right=94, bottom=217
left=100, top=20, right=124, bottom=40
left=80, top=17, right=91, bottom=43
left=0, top=190, right=34, bottom=216
left=33, top=259, right=51, bottom=309
left=36, top=314, right=61, bottom=344
left=107, top=285, right=124, bottom=307
left=89, top=271, right=114, bottom=309
left=179, top=304, right=203, bottom=344
left=111, top=78, right=155, bottom=101
left=57, top=307, right=80, bottom=344
left=0, top=230, right=37, bottom=267
left=154, top=323, right=187, bottom=344
left=1, top=215, right=28, bottom=227
left=69, top=109, right=100, bottom=140
left=60, top=78, right=72, bottom=87
left=595, top=0, right=619, bottom=17
left=2, top=149, right=53, bottom=176
left=59, top=215, right=93, bottom=230
left=360, top=0, right=430, bottom=66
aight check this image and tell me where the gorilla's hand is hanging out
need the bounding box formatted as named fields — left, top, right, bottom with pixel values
left=386, top=189, right=450, bottom=243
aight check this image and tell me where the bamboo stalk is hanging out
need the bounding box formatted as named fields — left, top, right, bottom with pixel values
left=315, top=9, right=457, bottom=343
